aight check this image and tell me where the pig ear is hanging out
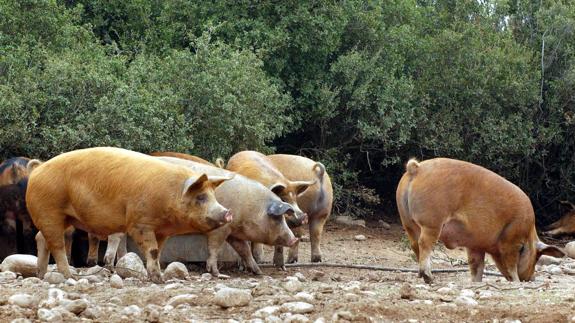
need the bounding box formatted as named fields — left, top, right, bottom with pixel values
left=207, top=175, right=234, bottom=188
left=270, top=183, right=287, bottom=196
left=182, top=174, right=209, bottom=196
left=267, top=201, right=293, bottom=217
left=536, top=241, right=565, bottom=258
left=292, top=180, right=316, bottom=196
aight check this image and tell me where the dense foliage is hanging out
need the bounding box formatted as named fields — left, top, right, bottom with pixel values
left=1, top=0, right=574, bottom=223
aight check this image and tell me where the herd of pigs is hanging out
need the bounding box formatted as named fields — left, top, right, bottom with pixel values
left=1, top=147, right=575, bottom=286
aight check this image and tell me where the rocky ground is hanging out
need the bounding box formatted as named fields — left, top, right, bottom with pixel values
left=1, top=219, right=575, bottom=322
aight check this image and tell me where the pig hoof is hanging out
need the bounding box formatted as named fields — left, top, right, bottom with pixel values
left=311, top=255, right=322, bottom=263
left=149, top=273, right=164, bottom=284
left=86, top=259, right=97, bottom=267
left=421, top=273, right=433, bottom=284
left=287, top=256, right=298, bottom=264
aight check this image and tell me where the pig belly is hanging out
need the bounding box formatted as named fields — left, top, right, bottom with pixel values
left=65, top=205, right=127, bottom=237
left=439, top=220, right=475, bottom=250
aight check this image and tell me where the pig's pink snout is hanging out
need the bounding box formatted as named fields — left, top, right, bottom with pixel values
left=287, top=237, right=299, bottom=247
left=223, top=210, right=234, bottom=223
left=301, top=213, right=308, bottom=225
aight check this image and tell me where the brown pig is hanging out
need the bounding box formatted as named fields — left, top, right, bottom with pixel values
left=396, top=158, right=564, bottom=283
left=226, top=151, right=316, bottom=268
left=259, top=154, right=333, bottom=263
left=26, top=147, right=233, bottom=283
left=157, top=156, right=298, bottom=276
left=544, top=201, right=575, bottom=237
left=149, top=151, right=214, bottom=166
left=0, top=157, right=32, bottom=186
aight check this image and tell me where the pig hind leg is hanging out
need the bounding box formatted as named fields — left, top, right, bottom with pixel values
left=417, top=226, right=440, bottom=284
left=251, top=242, right=264, bottom=263
left=38, top=223, right=74, bottom=279
left=309, top=213, right=328, bottom=263
left=103, top=233, right=126, bottom=267
left=227, top=236, right=263, bottom=275
left=128, top=226, right=163, bottom=283
left=287, top=226, right=304, bottom=263
left=35, top=232, right=50, bottom=279
left=467, top=249, right=486, bottom=282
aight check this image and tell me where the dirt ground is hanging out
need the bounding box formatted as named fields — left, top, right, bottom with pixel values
left=1, top=219, right=574, bottom=322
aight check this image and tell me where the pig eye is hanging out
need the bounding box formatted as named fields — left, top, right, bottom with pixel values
left=196, top=194, right=208, bottom=204
left=519, top=244, right=525, bottom=255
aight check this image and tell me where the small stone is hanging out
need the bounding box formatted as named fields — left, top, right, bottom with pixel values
left=400, top=283, right=415, bottom=300
left=546, top=265, right=563, bottom=275
left=84, top=265, right=110, bottom=276
left=115, top=253, right=147, bottom=279
left=64, top=299, right=88, bottom=315
left=121, top=305, right=142, bottom=316
left=332, top=311, right=355, bottom=321
left=85, top=275, right=102, bottom=283
left=43, top=272, right=65, bottom=285
left=294, top=272, right=306, bottom=282
left=460, top=289, right=475, bottom=298
left=75, top=278, right=91, bottom=292
left=22, top=277, right=42, bottom=286
left=379, top=220, right=391, bottom=230
left=110, top=274, right=123, bottom=289
left=167, top=294, right=198, bottom=307
left=213, top=287, right=252, bottom=308
left=144, top=304, right=161, bottom=323
left=37, top=308, right=62, bottom=322
left=344, top=293, right=359, bottom=301
left=284, top=314, right=310, bottom=323
left=478, top=290, right=494, bottom=299
left=538, top=255, right=562, bottom=266
left=81, top=306, right=101, bottom=319
left=437, top=287, right=453, bottom=295
left=10, top=319, right=32, bottom=323
left=253, top=305, right=281, bottom=318
left=1, top=255, right=38, bottom=277
left=0, top=271, right=18, bottom=281
left=65, top=278, right=77, bottom=286
left=354, top=234, right=367, bottom=241
left=454, top=295, right=478, bottom=307
left=48, top=288, right=67, bottom=302
left=313, top=318, right=326, bottom=323
left=295, top=292, right=314, bottom=303
left=9, top=293, right=36, bottom=308
left=200, top=273, right=212, bottom=281
left=282, top=278, right=303, bottom=293
left=281, top=302, right=314, bottom=314
left=566, top=242, right=575, bottom=259
left=309, top=270, right=325, bottom=281
left=163, top=262, right=189, bottom=281
left=423, top=300, right=433, bottom=305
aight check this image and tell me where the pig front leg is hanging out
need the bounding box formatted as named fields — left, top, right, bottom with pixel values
left=273, top=246, right=286, bottom=271
left=466, top=249, right=485, bottom=282
left=128, top=226, right=163, bottom=284
left=227, top=236, right=263, bottom=275
left=287, top=226, right=304, bottom=264
left=86, top=233, right=100, bottom=266
left=64, top=227, right=74, bottom=265
left=251, top=242, right=264, bottom=263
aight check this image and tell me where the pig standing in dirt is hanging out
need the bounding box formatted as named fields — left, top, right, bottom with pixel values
left=396, top=158, right=564, bottom=283
left=544, top=201, right=575, bottom=237
left=26, top=147, right=233, bottom=283
left=226, top=151, right=316, bottom=268
left=157, top=156, right=298, bottom=276
left=262, top=154, right=333, bottom=263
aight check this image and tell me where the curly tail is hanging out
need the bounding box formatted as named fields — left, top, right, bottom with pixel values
left=26, top=159, right=43, bottom=174
left=215, top=158, right=225, bottom=169
left=406, top=158, right=419, bottom=176
left=312, top=162, right=326, bottom=185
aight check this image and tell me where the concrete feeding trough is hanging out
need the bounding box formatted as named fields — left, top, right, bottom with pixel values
left=126, top=234, right=240, bottom=265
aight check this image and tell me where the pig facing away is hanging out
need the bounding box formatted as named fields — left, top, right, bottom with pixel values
left=26, top=147, right=232, bottom=283
left=259, top=154, right=333, bottom=264
left=157, top=156, right=298, bottom=276
left=0, top=157, right=31, bottom=186
left=396, top=158, right=564, bottom=283
left=226, top=151, right=316, bottom=268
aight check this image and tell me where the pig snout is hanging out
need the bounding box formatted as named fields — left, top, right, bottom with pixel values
left=301, top=213, right=308, bottom=225
left=221, top=209, right=234, bottom=224
left=287, top=237, right=299, bottom=247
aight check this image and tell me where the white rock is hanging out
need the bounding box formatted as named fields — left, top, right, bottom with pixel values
left=43, top=272, right=65, bottom=284
left=75, top=278, right=91, bottom=292
left=437, top=287, right=454, bottom=295
left=281, top=302, right=314, bottom=314
left=284, top=314, right=310, bottom=323
left=9, top=293, right=36, bottom=308
left=115, top=253, right=147, bottom=279
left=478, top=290, right=494, bottom=299
left=295, top=292, right=314, bottom=303
left=22, top=277, right=42, bottom=286
left=110, top=274, right=123, bottom=289
left=10, top=319, right=32, bottom=323
left=354, top=234, right=367, bottom=241
left=64, top=299, right=88, bottom=315
left=163, top=262, right=189, bottom=281
left=85, top=275, right=102, bottom=283
left=313, top=318, right=326, bottom=323
left=144, top=304, right=161, bottom=322
left=460, top=289, right=475, bottom=298
left=48, top=288, right=67, bottom=301
left=566, top=242, right=575, bottom=259
left=213, top=287, right=252, bottom=308
left=164, top=282, right=183, bottom=290
left=454, top=295, right=478, bottom=307
left=1, top=255, right=37, bottom=277
left=545, top=264, right=563, bottom=275
left=200, top=273, right=212, bottom=281
left=344, top=293, right=359, bottom=301
left=253, top=305, right=281, bottom=318
left=0, top=271, right=18, bottom=281
left=423, top=300, right=433, bottom=305
left=37, top=308, right=62, bottom=322
left=121, top=305, right=142, bottom=316
left=281, top=279, right=303, bottom=293
left=294, top=272, right=306, bottom=282
left=85, top=265, right=109, bottom=276
left=65, top=278, right=77, bottom=286
left=167, top=294, right=198, bottom=307
left=538, top=255, right=562, bottom=266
